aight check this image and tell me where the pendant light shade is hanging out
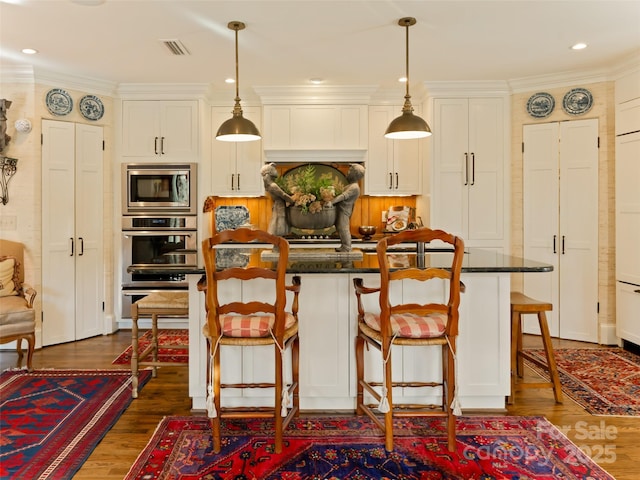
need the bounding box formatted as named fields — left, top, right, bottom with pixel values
left=216, top=21, right=261, bottom=142
left=385, top=17, right=432, bottom=140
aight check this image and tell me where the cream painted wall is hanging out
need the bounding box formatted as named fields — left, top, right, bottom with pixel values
left=0, top=79, right=115, bottom=346
left=510, top=81, right=616, bottom=341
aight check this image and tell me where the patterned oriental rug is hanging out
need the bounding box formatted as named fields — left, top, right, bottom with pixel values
left=525, top=347, right=640, bottom=416
left=113, top=329, right=189, bottom=365
left=125, top=415, right=614, bottom=479
left=0, top=369, right=151, bottom=479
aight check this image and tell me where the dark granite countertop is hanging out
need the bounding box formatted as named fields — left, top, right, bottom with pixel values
left=127, top=247, right=553, bottom=275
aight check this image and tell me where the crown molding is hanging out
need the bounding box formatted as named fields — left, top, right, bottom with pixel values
left=423, top=80, right=510, bottom=97
left=0, top=64, right=35, bottom=84
left=117, top=83, right=211, bottom=100
left=253, top=85, right=379, bottom=105
left=507, top=67, right=611, bottom=93
left=34, top=68, right=118, bottom=96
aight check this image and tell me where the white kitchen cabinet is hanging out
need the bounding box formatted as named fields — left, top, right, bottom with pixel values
left=349, top=272, right=510, bottom=409
left=616, top=282, right=640, bottom=346
left=190, top=273, right=352, bottom=410
left=41, top=120, right=104, bottom=346
left=431, top=98, right=506, bottom=249
left=211, top=106, right=263, bottom=196
left=366, top=105, right=422, bottom=195
left=262, top=105, right=368, bottom=151
left=615, top=70, right=640, bottom=347
left=122, top=100, right=198, bottom=160
left=523, top=119, right=599, bottom=342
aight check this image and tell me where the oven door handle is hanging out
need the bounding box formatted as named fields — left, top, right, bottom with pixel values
left=123, top=231, right=196, bottom=237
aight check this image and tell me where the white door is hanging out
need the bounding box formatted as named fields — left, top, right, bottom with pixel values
left=75, top=124, right=104, bottom=339
left=558, top=120, right=599, bottom=341
left=42, top=120, right=76, bottom=345
left=523, top=119, right=598, bottom=342
left=42, top=120, right=104, bottom=346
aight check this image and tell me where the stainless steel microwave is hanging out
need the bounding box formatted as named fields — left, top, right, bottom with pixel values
left=122, top=163, right=197, bottom=215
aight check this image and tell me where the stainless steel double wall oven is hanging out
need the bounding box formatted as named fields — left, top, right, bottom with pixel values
left=121, top=163, right=197, bottom=318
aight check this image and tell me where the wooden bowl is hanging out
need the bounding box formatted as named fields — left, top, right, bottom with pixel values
left=358, top=225, right=377, bottom=240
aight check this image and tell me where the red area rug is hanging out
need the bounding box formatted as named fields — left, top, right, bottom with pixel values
left=125, top=415, right=614, bottom=479
left=113, top=329, right=188, bottom=365
left=525, top=347, right=640, bottom=416
left=0, top=368, right=151, bottom=479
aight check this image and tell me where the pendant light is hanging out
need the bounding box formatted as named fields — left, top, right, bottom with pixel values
left=384, top=17, right=432, bottom=140
left=216, top=21, right=261, bottom=142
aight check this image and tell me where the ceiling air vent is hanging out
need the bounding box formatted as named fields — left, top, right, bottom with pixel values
left=161, top=39, right=190, bottom=56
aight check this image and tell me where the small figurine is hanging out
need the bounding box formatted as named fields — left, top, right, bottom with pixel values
left=261, top=163, right=294, bottom=237
left=326, top=163, right=365, bottom=252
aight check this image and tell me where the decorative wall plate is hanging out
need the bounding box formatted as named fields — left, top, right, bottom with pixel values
left=45, top=88, right=73, bottom=116
left=215, top=205, right=250, bottom=231
left=79, top=95, right=104, bottom=121
left=562, top=88, right=593, bottom=116
left=526, top=92, right=555, bottom=118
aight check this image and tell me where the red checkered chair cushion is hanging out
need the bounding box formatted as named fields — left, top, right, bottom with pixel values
left=363, top=312, right=447, bottom=338
left=220, top=313, right=297, bottom=338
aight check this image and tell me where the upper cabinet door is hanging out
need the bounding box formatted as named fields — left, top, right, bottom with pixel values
left=431, top=97, right=506, bottom=249
left=365, top=105, right=422, bottom=195
left=122, top=100, right=199, bottom=160
left=262, top=105, right=368, bottom=151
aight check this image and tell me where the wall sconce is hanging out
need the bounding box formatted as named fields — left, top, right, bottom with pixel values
left=15, top=119, right=32, bottom=133
left=0, top=156, right=18, bottom=205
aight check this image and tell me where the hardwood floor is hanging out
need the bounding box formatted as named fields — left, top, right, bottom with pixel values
left=1, top=332, right=638, bottom=479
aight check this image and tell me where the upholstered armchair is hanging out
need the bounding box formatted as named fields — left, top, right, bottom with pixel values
left=0, top=239, right=37, bottom=370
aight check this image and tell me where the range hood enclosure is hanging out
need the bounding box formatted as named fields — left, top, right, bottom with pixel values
left=262, top=105, right=368, bottom=159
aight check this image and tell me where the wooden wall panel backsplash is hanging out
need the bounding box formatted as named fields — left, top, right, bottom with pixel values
left=211, top=196, right=417, bottom=235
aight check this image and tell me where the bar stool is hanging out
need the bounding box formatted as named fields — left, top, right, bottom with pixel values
left=130, top=291, right=189, bottom=398
left=508, top=291, right=563, bottom=404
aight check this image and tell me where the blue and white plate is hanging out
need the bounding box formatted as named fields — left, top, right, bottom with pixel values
left=45, top=88, right=73, bottom=116
left=526, top=92, right=555, bottom=118
left=562, top=88, right=593, bottom=116
left=79, top=95, right=104, bottom=121
left=215, top=205, right=250, bottom=231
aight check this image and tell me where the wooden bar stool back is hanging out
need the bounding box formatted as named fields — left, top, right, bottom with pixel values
left=130, top=291, right=189, bottom=398
left=509, top=291, right=563, bottom=404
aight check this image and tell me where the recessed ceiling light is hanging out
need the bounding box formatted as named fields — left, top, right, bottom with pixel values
left=225, top=78, right=235, bottom=84
left=398, top=76, right=407, bottom=83
left=571, top=43, right=587, bottom=50
left=310, top=78, right=324, bottom=84
left=22, top=48, right=38, bottom=55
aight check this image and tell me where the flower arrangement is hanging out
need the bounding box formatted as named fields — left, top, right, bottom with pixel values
left=276, top=164, right=346, bottom=214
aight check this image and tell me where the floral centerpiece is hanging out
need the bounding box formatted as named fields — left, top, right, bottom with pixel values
left=275, top=164, right=347, bottom=229
left=276, top=164, right=346, bottom=213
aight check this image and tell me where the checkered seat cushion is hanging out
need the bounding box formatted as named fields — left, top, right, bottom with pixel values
left=363, top=312, right=447, bottom=338
left=220, top=313, right=297, bottom=338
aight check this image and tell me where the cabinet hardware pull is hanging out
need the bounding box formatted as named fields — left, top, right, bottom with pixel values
left=471, top=152, right=475, bottom=185
left=237, top=174, right=240, bottom=190
left=388, top=172, right=393, bottom=190
left=553, top=235, right=557, bottom=254
left=395, top=172, right=399, bottom=189
left=154, top=137, right=158, bottom=155
left=231, top=174, right=235, bottom=190
left=160, top=137, right=165, bottom=155
left=70, top=237, right=74, bottom=256
left=562, top=235, right=566, bottom=254
left=634, top=289, right=640, bottom=294
left=464, top=153, right=469, bottom=185
left=78, top=237, right=84, bottom=256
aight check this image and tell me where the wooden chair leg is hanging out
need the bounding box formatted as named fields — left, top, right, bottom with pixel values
left=537, top=311, right=563, bottom=404
left=150, top=313, right=159, bottom=378
left=131, top=304, right=140, bottom=399
left=355, top=334, right=365, bottom=415
left=292, top=335, right=300, bottom=412
left=383, top=347, right=394, bottom=452
left=446, top=340, right=457, bottom=452
left=211, top=342, right=222, bottom=454
left=274, top=343, right=284, bottom=454
left=508, top=310, right=520, bottom=405
left=24, top=333, right=35, bottom=372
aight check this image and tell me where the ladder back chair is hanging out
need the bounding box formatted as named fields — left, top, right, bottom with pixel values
left=201, top=228, right=301, bottom=454
left=353, top=228, right=465, bottom=452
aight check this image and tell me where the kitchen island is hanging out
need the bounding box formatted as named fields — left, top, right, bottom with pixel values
left=131, top=245, right=552, bottom=412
